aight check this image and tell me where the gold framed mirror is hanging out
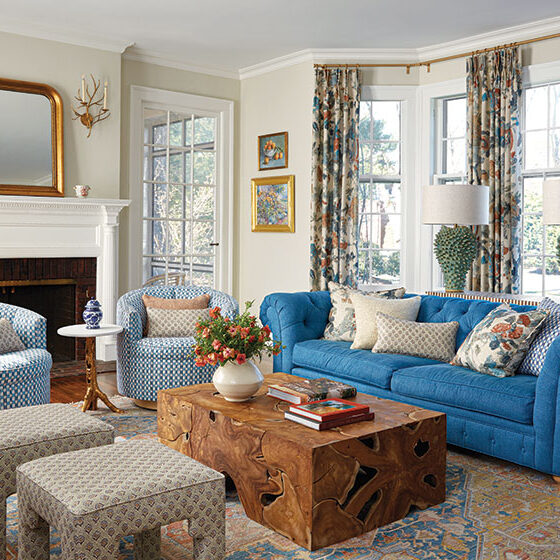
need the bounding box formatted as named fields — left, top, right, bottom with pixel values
left=0, top=78, right=64, bottom=196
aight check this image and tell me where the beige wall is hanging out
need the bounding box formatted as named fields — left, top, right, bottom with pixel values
left=119, top=59, right=241, bottom=295
left=0, top=31, right=122, bottom=199
left=238, top=62, right=314, bottom=307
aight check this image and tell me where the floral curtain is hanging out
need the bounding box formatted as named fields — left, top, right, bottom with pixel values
left=310, top=67, right=361, bottom=290
left=466, top=47, right=523, bottom=293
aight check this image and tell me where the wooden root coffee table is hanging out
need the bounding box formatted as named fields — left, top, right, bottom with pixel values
left=158, top=373, right=446, bottom=550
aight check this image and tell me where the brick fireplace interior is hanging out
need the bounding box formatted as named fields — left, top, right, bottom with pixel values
left=0, top=258, right=96, bottom=362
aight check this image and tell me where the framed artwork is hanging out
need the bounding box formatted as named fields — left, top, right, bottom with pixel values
left=251, top=175, right=295, bottom=232
left=258, top=131, right=288, bottom=171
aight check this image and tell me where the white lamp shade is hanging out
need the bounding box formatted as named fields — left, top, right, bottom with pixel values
left=543, top=179, right=560, bottom=225
left=422, top=184, right=490, bottom=225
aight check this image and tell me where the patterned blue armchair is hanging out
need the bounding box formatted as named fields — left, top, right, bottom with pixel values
left=116, top=285, right=239, bottom=405
left=0, top=303, right=52, bottom=409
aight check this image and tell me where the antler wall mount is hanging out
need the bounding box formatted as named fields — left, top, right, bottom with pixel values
left=73, top=74, right=110, bottom=138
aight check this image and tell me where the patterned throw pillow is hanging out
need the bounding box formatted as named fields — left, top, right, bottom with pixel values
left=0, top=318, right=25, bottom=354
left=373, top=313, right=459, bottom=362
left=145, top=308, right=211, bottom=338
left=452, top=304, right=549, bottom=378
left=518, top=297, right=560, bottom=376
left=323, top=281, right=405, bottom=341
left=351, top=295, right=421, bottom=350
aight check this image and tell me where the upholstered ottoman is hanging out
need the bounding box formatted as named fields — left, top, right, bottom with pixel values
left=0, top=403, right=114, bottom=560
left=16, top=439, right=226, bottom=560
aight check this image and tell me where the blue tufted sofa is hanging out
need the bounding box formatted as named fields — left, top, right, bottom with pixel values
left=0, top=303, right=52, bottom=409
left=260, top=292, right=560, bottom=477
left=117, top=285, right=238, bottom=404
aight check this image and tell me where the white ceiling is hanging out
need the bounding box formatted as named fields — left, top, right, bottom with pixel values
left=1, top=0, right=560, bottom=75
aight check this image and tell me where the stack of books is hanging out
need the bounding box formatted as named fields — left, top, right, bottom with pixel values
left=284, top=398, right=374, bottom=430
left=267, top=377, right=357, bottom=404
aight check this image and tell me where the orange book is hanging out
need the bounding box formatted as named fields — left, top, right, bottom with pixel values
left=288, top=398, right=370, bottom=422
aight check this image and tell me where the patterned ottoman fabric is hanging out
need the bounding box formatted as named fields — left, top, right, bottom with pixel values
left=16, top=439, right=226, bottom=560
left=0, top=403, right=114, bottom=560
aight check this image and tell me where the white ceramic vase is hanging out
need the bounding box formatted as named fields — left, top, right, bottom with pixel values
left=212, top=360, right=264, bottom=402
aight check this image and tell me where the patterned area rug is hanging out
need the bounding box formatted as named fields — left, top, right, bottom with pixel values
left=5, top=406, right=559, bottom=559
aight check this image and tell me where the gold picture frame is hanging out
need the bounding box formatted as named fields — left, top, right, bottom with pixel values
left=251, top=175, right=295, bottom=232
left=0, top=77, right=64, bottom=197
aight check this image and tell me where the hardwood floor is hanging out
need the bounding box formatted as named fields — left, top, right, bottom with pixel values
left=50, top=372, right=118, bottom=404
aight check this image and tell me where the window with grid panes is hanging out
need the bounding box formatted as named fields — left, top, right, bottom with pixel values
left=433, top=96, right=467, bottom=184
left=357, top=101, right=402, bottom=286
left=142, top=108, right=217, bottom=286
left=522, top=82, right=560, bottom=296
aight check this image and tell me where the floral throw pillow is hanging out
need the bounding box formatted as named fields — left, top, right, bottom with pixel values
left=452, top=304, right=549, bottom=378
left=323, top=281, right=406, bottom=342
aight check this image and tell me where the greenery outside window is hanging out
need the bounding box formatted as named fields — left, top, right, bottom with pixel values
left=357, top=100, right=402, bottom=286
left=522, top=82, right=560, bottom=296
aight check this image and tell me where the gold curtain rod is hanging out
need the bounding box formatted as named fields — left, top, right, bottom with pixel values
left=314, top=31, right=560, bottom=73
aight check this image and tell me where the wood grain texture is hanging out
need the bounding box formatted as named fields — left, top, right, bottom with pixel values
left=158, top=373, right=446, bottom=550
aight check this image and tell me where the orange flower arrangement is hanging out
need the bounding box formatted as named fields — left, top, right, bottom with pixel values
left=193, top=301, right=282, bottom=367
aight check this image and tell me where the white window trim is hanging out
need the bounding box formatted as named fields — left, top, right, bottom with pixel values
left=128, top=85, right=234, bottom=293
left=360, top=85, right=418, bottom=290
left=417, top=78, right=467, bottom=292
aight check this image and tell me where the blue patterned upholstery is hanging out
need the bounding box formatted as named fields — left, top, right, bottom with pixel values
left=116, top=286, right=238, bottom=402
left=0, top=303, right=52, bottom=409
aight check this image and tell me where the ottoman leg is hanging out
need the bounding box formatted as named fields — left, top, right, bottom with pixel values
left=61, top=532, right=119, bottom=560
left=0, top=495, right=6, bottom=560
left=189, top=499, right=226, bottom=560
left=17, top=496, right=49, bottom=560
left=134, top=527, right=161, bottom=560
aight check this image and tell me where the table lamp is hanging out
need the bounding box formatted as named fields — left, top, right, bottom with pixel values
left=543, top=179, right=560, bottom=265
left=423, top=184, right=490, bottom=292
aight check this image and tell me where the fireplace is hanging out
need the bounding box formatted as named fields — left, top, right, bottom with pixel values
left=0, top=196, right=129, bottom=361
left=0, top=258, right=96, bottom=361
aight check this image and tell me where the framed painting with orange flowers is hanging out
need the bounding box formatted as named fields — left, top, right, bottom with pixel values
left=251, top=175, right=295, bottom=232
left=258, top=131, right=288, bottom=171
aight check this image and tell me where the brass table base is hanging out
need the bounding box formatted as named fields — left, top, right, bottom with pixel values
left=82, top=337, right=124, bottom=414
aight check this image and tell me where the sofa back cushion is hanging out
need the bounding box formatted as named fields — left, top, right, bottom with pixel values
left=416, top=295, right=537, bottom=349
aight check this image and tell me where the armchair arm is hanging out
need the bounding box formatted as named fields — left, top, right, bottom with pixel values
left=533, top=336, right=560, bottom=475
left=116, top=302, right=143, bottom=346
left=11, top=307, right=47, bottom=350
left=259, top=291, right=331, bottom=373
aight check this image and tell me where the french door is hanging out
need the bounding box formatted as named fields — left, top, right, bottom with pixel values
left=129, top=87, right=233, bottom=292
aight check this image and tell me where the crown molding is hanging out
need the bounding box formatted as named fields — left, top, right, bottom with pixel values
left=417, top=15, right=560, bottom=61
left=0, top=18, right=133, bottom=53
left=239, top=16, right=560, bottom=79
left=123, top=47, right=240, bottom=80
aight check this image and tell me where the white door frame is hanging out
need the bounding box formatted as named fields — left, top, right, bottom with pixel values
left=128, top=85, right=234, bottom=293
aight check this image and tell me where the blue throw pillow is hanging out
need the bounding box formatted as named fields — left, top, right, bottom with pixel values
left=518, top=297, right=560, bottom=376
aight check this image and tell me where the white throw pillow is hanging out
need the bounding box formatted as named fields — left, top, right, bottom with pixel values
left=350, top=295, right=422, bottom=350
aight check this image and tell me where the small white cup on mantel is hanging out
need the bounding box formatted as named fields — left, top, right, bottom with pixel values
left=74, top=184, right=91, bottom=198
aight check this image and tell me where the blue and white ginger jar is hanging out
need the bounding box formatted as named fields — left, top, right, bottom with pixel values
left=83, top=298, right=103, bottom=329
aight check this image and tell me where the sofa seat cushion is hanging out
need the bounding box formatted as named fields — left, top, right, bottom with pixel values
left=391, top=364, right=537, bottom=424
left=0, top=349, right=52, bottom=380
left=135, top=336, right=195, bottom=361
left=292, top=339, right=442, bottom=389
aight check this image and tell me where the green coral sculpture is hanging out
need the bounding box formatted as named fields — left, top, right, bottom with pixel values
left=434, top=226, right=477, bottom=292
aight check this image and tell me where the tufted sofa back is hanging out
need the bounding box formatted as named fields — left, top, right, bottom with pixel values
left=415, top=295, right=536, bottom=348
left=118, top=285, right=238, bottom=331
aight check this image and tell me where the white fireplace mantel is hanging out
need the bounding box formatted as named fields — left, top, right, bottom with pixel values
left=0, top=196, right=130, bottom=361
